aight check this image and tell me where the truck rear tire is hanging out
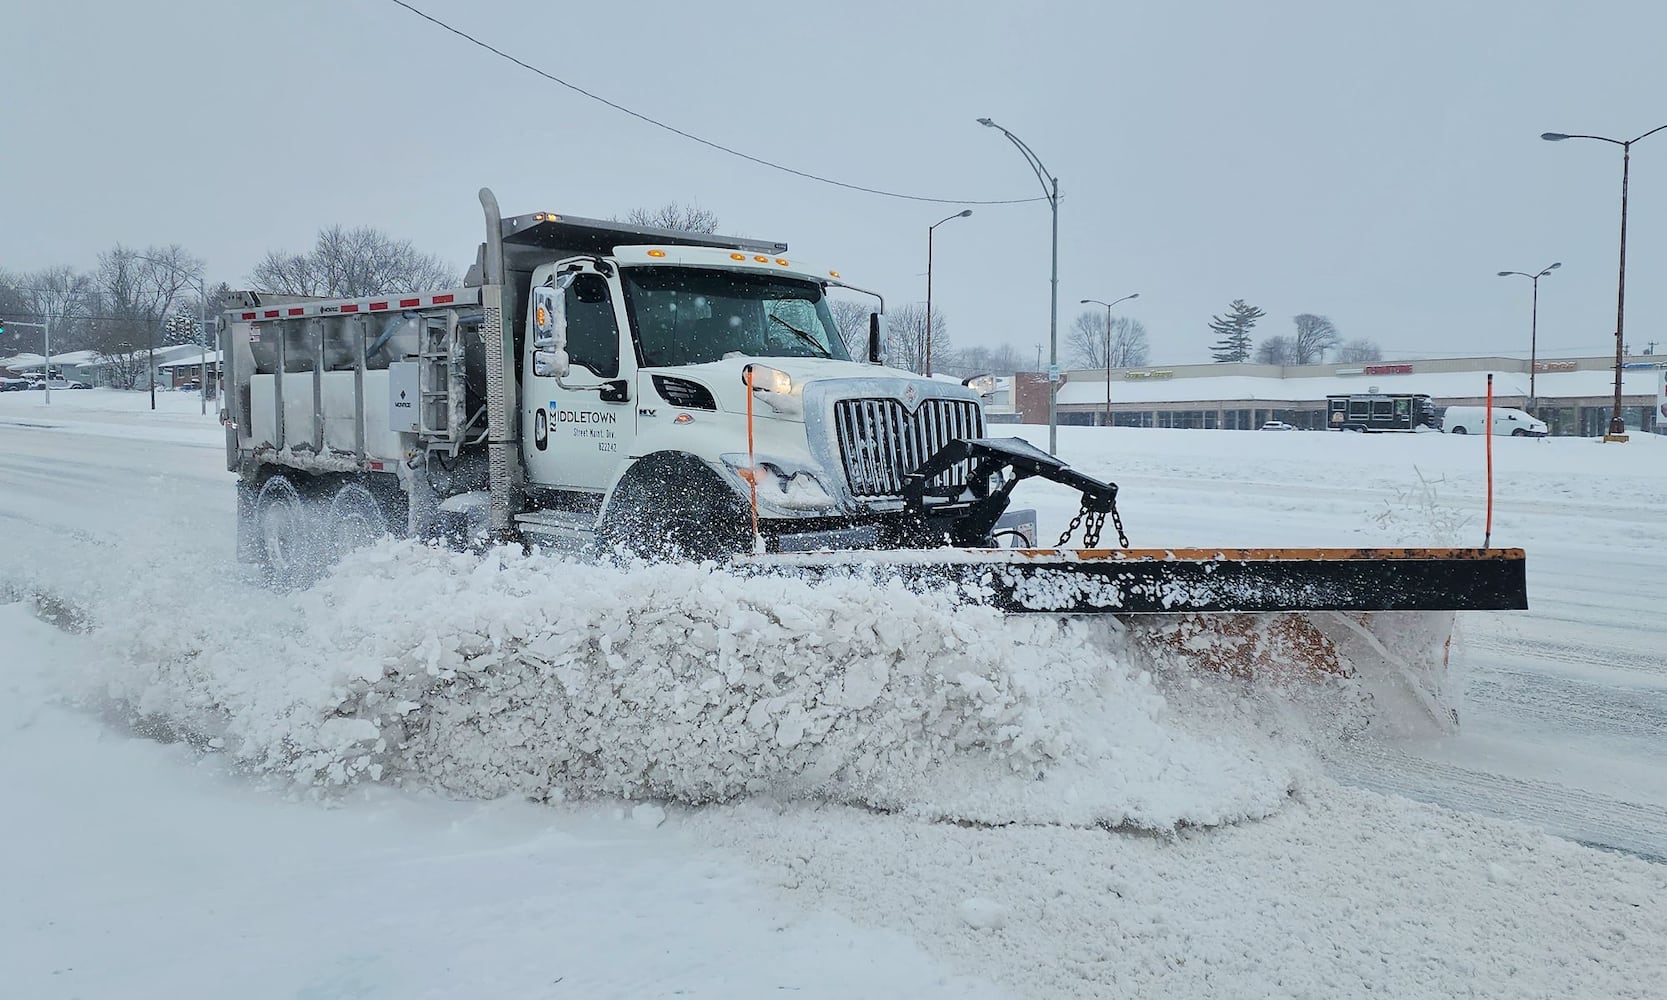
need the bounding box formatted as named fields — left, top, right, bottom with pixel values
left=328, top=481, right=389, bottom=557
left=1449, top=426, right=1467, bottom=435
left=599, top=454, right=751, bottom=562
left=253, top=474, right=318, bottom=589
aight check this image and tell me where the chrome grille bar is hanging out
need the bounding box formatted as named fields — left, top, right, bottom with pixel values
left=833, top=396, right=985, bottom=499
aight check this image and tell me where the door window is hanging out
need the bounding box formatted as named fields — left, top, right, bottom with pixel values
left=566, top=274, right=620, bottom=377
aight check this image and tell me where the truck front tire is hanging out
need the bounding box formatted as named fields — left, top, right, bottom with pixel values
left=599, top=454, right=751, bottom=562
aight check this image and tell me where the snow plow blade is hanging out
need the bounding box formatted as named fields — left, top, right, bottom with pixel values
left=741, top=547, right=1527, bottom=615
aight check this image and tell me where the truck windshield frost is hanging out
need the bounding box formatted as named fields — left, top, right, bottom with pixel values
left=623, top=266, right=851, bottom=367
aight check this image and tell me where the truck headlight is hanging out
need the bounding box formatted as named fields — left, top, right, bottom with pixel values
left=741, top=363, right=801, bottom=416
left=742, top=364, right=792, bottom=395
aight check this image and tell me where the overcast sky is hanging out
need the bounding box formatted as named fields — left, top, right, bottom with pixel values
left=3, top=0, right=1664, bottom=366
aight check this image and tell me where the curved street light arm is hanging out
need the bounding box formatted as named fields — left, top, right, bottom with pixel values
left=930, top=209, right=971, bottom=231
left=1543, top=132, right=1627, bottom=146
left=1632, top=123, right=1667, bottom=145
left=980, top=120, right=1056, bottom=203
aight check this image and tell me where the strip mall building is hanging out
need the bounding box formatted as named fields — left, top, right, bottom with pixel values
left=1006, top=355, right=1667, bottom=437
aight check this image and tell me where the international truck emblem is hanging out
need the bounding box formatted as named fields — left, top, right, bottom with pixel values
left=903, top=384, right=918, bottom=408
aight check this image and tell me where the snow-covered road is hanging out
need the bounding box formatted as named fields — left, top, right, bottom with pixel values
left=3, top=390, right=1664, bottom=999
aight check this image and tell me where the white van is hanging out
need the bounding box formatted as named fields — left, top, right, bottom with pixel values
left=1442, top=406, right=1548, bottom=437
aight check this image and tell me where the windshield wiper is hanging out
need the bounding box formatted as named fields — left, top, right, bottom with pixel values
left=769, top=313, right=832, bottom=358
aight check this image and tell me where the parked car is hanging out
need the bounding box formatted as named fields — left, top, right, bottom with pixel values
left=1442, top=406, right=1549, bottom=437
left=29, top=378, right=74, bottom=391
left=1260, top=420, right=1297, bottom=431
left=0, top=377, right=31, bottom=392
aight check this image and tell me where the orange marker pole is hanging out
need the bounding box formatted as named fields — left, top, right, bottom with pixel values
left=1484, top=373, right=1494, bottom=549
left=745, top=367, right=760, bottom=547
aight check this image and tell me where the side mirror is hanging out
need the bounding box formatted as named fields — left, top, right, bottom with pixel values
left=868, top=312, right=888, bottom=364
left=534, top=348, right=569, bottom=378
left=532, top=284, right=559, bottom=345
left=532, top=273, right=577, bottom=378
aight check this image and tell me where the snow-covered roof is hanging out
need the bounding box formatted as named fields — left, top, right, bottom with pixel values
left=156, top=350, right=223, bottom=370
left=1056, top=367, right=1663, bottom=405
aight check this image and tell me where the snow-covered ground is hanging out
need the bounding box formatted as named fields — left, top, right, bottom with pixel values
left=2, top=388, right=1665, bottom=999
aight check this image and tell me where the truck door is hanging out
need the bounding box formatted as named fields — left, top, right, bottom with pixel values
left=522, top=269, right=636, bottom=492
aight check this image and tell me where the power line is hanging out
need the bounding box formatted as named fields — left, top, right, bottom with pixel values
left=384, top=0, right=1046, bottom=207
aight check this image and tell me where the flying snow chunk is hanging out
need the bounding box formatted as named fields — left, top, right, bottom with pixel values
left=631, top=803, right=667, bottom=830
left=958, top=897, right=1008, bottom=930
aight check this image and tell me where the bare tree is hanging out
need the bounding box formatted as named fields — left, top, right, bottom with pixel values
left=1254, top=335, right=1295, bottom=365
left=1335, top=338, right=1383, bottom=363
left=829, top=298, right=873, bottom=359
left=251, top=225, right=456, bottom=298
left=624, top=203, right=721, bottom=234
left=882, top=302, right=947, bottom=375
left=1067, top=309, right=1149, bottom=369
left=92, top=245, right=197, bottom=389
left=1290, top=313, right=1340, bottom=364
left=936, top=342, right=1027, bottom=379
left=21, top=266, right=97, bottom=351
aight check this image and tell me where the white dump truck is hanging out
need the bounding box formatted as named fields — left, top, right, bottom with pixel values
left=221, top=189, right=1029, bottom=581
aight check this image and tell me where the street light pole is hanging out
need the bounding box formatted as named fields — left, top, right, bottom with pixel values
left=1496, top=263, right=1560, bottom=409
left=1079, top=293, right=1139, bottom=426
left=1543, top=124, right=1667, bottom=437
left=978, top=117, right=1062, bottom=453
left=925, top=209, right=973, bottom=377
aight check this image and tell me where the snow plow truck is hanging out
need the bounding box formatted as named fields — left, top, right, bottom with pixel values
left=219, top=188, right=1526, bottom=728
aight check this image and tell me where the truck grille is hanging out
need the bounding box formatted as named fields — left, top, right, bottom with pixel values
left=832, top=397, right=984, bottom=499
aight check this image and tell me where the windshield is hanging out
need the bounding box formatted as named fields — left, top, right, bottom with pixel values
left=621, top=266, right=851, bottom=367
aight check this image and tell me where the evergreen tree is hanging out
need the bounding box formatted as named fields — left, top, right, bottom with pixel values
left=1208, top=299, right=1264, bottom=362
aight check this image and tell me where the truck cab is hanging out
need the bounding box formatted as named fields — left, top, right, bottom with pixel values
left=486, top=208, right=992, bottom=555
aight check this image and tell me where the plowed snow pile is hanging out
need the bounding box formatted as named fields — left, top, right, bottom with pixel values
left=62, top=541, right=1336, bottom=828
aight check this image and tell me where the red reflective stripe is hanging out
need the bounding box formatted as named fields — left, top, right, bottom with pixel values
left=240, top=312, right=257, bottom=320
left=287, top=307, right=305, bottom=316
left=432, top=294, right=454, bottom=304
left=399, top=297, right=421, bottom=308
left=340, top=304, right=359, bottom=313
left=369, top=301, right=389, bottom=311
left=263, top=310, right=280, bottom=318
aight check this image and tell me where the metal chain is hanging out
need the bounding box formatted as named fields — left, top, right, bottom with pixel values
left=1056, top=502, right=1088, bottom=547
left=1055, top=497, right=1131, bottom=549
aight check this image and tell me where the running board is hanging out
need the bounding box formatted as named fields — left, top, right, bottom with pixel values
left=736, top=547, right=1528, bottom=614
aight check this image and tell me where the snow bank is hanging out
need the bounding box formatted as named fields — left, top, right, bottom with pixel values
left=60, top=540, right=1327, bottom=829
